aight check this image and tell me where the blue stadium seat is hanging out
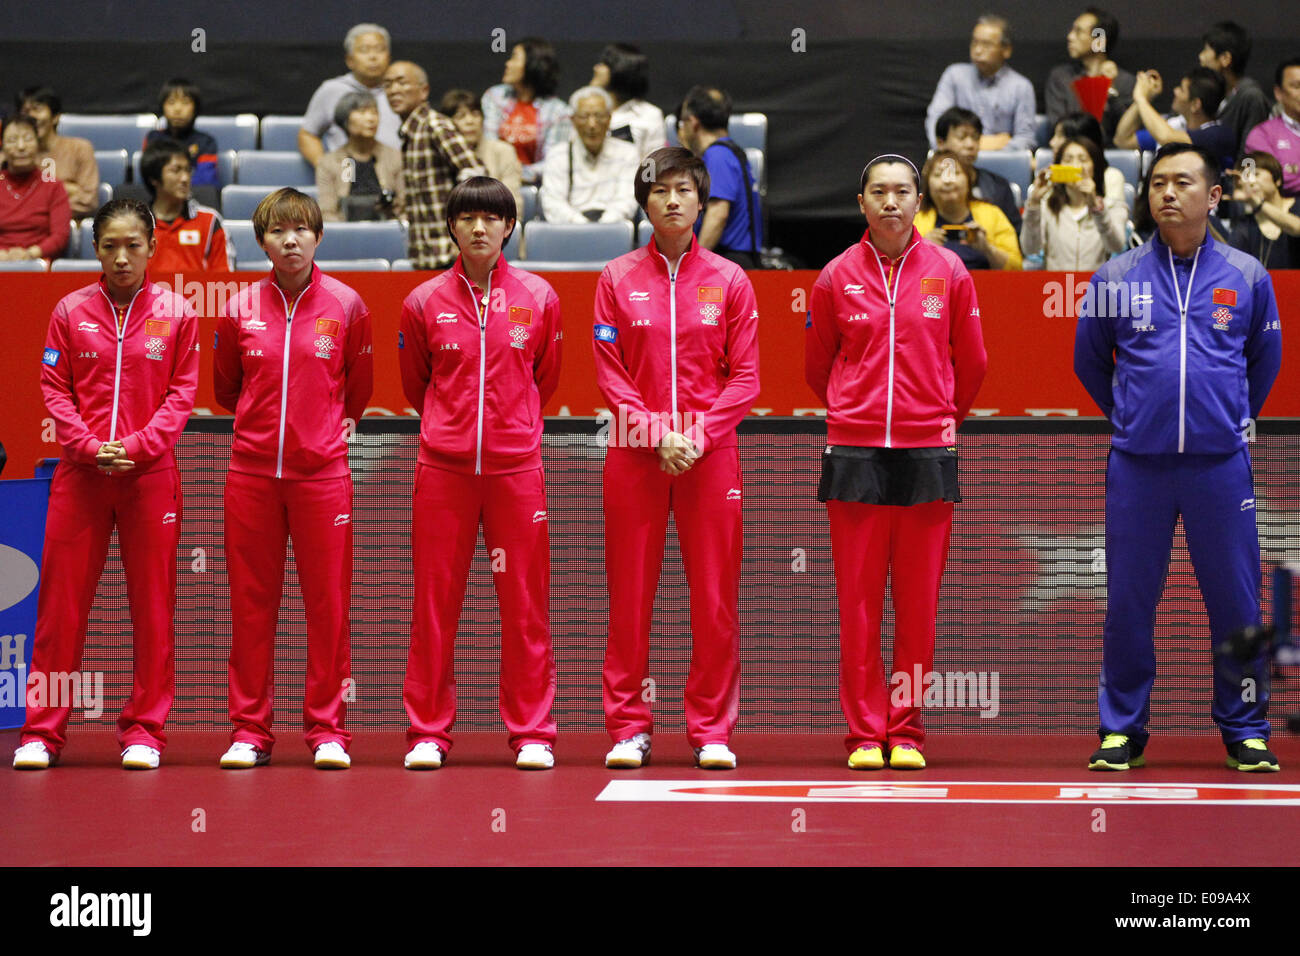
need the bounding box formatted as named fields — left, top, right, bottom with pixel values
left=636, top=219, right=654, bottom=246
left=522, top=261, right=610, bottom=272
left=223, top=221, right=261, bottom=267
left=196, top=114, right=259, bottom=152
left=316, top=259, right=390, bottom=271
left=746, top=147, right=765, bottom=195
left=94, top=149, right=129, bottom=186
left=504, top=225, right=522, bottom=261
left=1034, top=113, right=1052, bottom=149
left=975, top=150, right=1033, bottom=196
left=1034, top=147, right=1053, bottom=172
left=259, top=115, right=304, bottom=151
left=523, top=221, right=633, bottom=263
left=521, top=184, right=539, bottom=222
left=78, top=220, right=96, bottom=256
left=50, top=259, right=103, bottom=272
left=0, top=259, right=48, bottom=272
left=235, top=150, right=314, bottom=186
left=58, top=114, right=157, bottom=153
left=320, top=221, right=406, bottom=261
left=1123, top=182, right=1135, bottom=215
left=1104, top=149, right=1142, bottom=188
left=390, top=258, right=415, bottom=271
left=97, top=182, right=113, bottom=207
left=665, top=112, right=767, bottom=152
left=221, top=184, right=318, bottom=219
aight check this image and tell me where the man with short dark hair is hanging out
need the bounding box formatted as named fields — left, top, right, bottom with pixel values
left=141, top=137, right=231, bottom=273
left=1198, top=21, right=1272, bottom=159
left=935, top=106, right=1022, bottom=235
left=384, top=60, right=484, bottom=269
left=17, top=86, right=99, bottom=218
left=1243, top=58, right=1300, bottom=197
left=677, top=85, right=762, bottom=268
left=1114, top=66, right=1235, bottom=171
left=298, top=23, right=401, bottom=167
left=1044, top=8, right=1134, bottom=145
left=925, top=15, right=1037, bottom=152
left=1074, top=141, right=1282, bottom=774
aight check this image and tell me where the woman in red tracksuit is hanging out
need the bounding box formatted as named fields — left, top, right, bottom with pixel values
left=593, top=147, right=759, bottom=771
left=213, top=188, right=373, bottom=771
left=806, top=155, right=987, bottom=771
left=14, top=198, right=199, bottom=772
left=399, top=176, right=562, bottom=771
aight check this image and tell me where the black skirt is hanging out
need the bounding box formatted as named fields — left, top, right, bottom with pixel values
left=817, top=445, right=960, bottom=506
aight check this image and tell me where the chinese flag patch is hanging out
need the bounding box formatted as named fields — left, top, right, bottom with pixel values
left=145, top=319, right=171, bottom=336
left=1212, top=288, right=1237, bottom=307
left=315, top=318, right=341, bottom=337
left=698, top=287, right=723, bottom=303
left=509, top=307, right=532, bottom=326
left=920, top=277, right=946, bottom=295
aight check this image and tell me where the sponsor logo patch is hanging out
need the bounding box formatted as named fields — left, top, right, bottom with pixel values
left=726, top=488, right=742, bottom=501
left=922, top=294, right=944, bottom=319
left=315, top=318, right=341, bottom=337
left=698, top=286, right=722, bottom=303
left=1213, top=307, right=1233, bottom=330
left=178, top=229, right=200, bottom=246
left=594, top=324, right=619, bottom=343
left=162, top=512, right=177, bottom=525
left=700, top=304, right=721, bottom=325
left=509, top=325, right=530, bottom=349
left=1241, top=498, right=1255, bottom=511
left=532, top=510, right=547, bottom=523
left=315, top=335, right=335, bottom=359
left=77, top=321, right=99, bottom=333
left=509, top=306, right=533, bottom=326
left=436, top=312, right=457, bottom=323
left=629, top=291, right=650, bottom=302
left=43, top=348, right=60, bottom=367
left=1212, top=288, right=1238, bottom=307
left=333, top=513, right=350, bottom=526
left=145, top=337, right=167, bottom=360
left=145, top=319, right=170, bottom=337
left=245, top=318, right=267, bottom=332
left=848, top=312, right=869, bottom=322
left=842, top=283, right=864, bottom=295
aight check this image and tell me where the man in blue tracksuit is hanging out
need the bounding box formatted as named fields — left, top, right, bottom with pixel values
left=1074, top=142, right=1283, bottom=772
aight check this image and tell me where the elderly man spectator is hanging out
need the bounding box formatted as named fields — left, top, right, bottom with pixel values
left=16, top=86, right=99, bottom=218
left=925, top=15, right=1037, bottom=152
left=1115, top=66, right=1235, bottom=171
left=539, top=86, right=639, bottom=223
left=1198, top=21, right=1271, bottom=159
left=384, top=61, right=483, bottom=269
left=316, top=91, right=404, bottom=222
left=1044, top=8, right=1135, bottom=145
left=438, top=89, right=523, bottom=219
left=678, top=85, right=763, bottom=268
left=1243, top=58, right=1300, bottom=197
left=934, top=106, right=1022, bottom=235
left=298, top=23, right=401, bottom=167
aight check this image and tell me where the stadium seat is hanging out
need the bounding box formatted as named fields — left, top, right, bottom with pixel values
left=1034, top=113, right=1052, bottom=149
left=504, top=225, right=521, bottom=261
left=975, top=150, right=1033, bottom=196
left=0, top=259, right=47, bottom=271
left=64, top=220, right=80, bottom=258
left=223, top=221, right=261, bottom=266
left=97, top=182, right=113, bottom=206
left=320, top=221, right=406, bottom=261
left=521, top=184, right=539, bottom=222
left=1034, top=147, right=1053, bottom=172
left=196, top=114, right=259, bottom=152
left=94, top=149, right=129, bottom=186
left=315, top=259, right=390, bottom=271
left=1123, top=182, right=1135, bottom=215
left=390, top=258, right=415, bottom=270
left=221, top=184, right=318, bottom=219
left=523, top=221, right=633, bottom=263
left=746, top=147, right=765, bottom=194
left=235, top=150, right=313, bottom=186
left=637, top=219, right=654, bottom=246
left=259, top=115, right=304, bottom=151
left=58, top=114, right=157, bottom=153
left=1010, top=182, right=1022, bottom=208
left=520, top=261, right=610, bottom=272
left=78, top=220, right=96, bottom=256
left=1105, top=149, right=1142, bottom=188
left=50, top=259, right=103, bottom=272
left=665, top=112, right=767, bottom=152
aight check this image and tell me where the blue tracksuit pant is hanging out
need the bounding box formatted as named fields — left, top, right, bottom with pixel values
left=1099, top=447, right=1270, bottom=746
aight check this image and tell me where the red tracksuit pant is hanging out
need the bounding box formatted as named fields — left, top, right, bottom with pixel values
left=404, top=464, right=556, bottom=754
left=602, top=445, right=743, bottom=748
left=828, top=499, right=953, bottom=753
left=22, top=462, right=181, bottom=756
left=224, top=471, right=353, bottom=753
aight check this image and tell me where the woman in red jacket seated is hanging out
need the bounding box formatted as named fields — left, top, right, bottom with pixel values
left=13, top=198, right=199, bottom=771
left=0, top=115, right=70, bottom=261
left=806, top=155, right=987, bottom=771
left=213, top=188, right=373, bottom=771
left=398, top=177, right=562, bottom=771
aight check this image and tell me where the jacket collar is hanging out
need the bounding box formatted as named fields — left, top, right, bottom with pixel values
left=861, top=226, right=921, bottom=263
left=647, top=232, right=700, bottom=272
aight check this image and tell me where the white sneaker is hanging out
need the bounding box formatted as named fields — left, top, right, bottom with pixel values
left=13, top=741, right=53, bottom=770
left=405, top=741, right=444, bottom=770
left=516, top=743, right=555, bottom=770
left=314, top=741, right=351, bottom=770
left=121, top=745, right=160, bottom=770
left=220, top=741, right=270, bottom=769
left=695, top=743, right=736, bottom=770
left=605, top=733, right=651, bottom=769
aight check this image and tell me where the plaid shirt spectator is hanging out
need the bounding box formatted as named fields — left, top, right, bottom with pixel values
left=400, top=103, right=484, bottom=268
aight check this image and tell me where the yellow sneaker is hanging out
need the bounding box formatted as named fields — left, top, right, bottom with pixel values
left=848, top=746, right=885, bottom=770
left=889, top=744, right=926, bottom=770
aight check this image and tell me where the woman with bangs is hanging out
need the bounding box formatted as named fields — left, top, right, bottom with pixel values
left=915, top=149, right=1022, bottom=270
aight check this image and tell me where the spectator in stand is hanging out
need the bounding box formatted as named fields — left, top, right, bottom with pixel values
left=1228, top=151, right=1300, bottom=269
left=934, top=106, right=1023, bottom=235
left=916, top=149, right=1021, bottom=270
left=925, top=15, right=1037, bottom=152
left=1243, top=58, right=1300, bottom=197
left=1044, top=8, right=1134, bottom=146
left=16, top=86, right=99, bottom=219
left=483, top=37, right=571, bottom=185
left=438, top=89, right=523, bottom=218
left=1046, top=111, right=1127, bottom=203
left=591, top=43, right=667, bottom=159
left=1198, top=21, right=1272, bottom=159
left=1021, top=136, right=1127, bottom=271
left=316, top=91, right=404, bottom=222
left=1114, top=67, right=1235, bottom=171
left=540, top=87, right=639, bottom=224
left=677, top=85, right=763, bottom=268
left=141, top=137, right=231, bottom=273
left=298, top=23, right=401, bottom=167
left=0, top=115, right=70, bottom=261
left=143, top=79, right=219, bottom=187
left=384, top=61, right=484, bottom=270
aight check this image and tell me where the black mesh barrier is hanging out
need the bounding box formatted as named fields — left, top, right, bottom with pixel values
left=70, top=418, right=1300, bottom=735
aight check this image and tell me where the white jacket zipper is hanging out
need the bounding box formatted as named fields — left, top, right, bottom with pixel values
left=866, top=240, right=916, bottom=448
left=460, top=272, right=493, bottom=475
left=99, top=285, right=146, bottom=443
left=271, top=282, right=309, bottom=478
left=1167, top=246, right=1200, bottom=454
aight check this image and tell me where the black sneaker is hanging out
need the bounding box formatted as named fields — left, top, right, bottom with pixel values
left=1225, top=738, right=1280, bottom=772
left=1088, top=733, right=1146, bottom=771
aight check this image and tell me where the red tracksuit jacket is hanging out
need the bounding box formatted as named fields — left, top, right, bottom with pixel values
left=806, top=228, right=987, bottom=447
left=593, top=236, right=759, bottom=453
left=213, top=265, right=374, bottom=479
left=42, top=276, right=200, bottom=471
left=398, top=256, right=562, bottom=475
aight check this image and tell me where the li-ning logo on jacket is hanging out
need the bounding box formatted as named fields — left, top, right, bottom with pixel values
left=842, top=283, right=865, bottom=295
left=77, top=321, right=99, bottom=333
left=629, top=291, right=650, bottom=302
left=245, top=318, right=267, bottom=332
left=436, top=312, right=457, bottom=323
left=145, top=337, right=167, bottom=361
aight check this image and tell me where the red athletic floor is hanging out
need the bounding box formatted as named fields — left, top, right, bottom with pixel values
left=2, top=730, right=1297, bottom=866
